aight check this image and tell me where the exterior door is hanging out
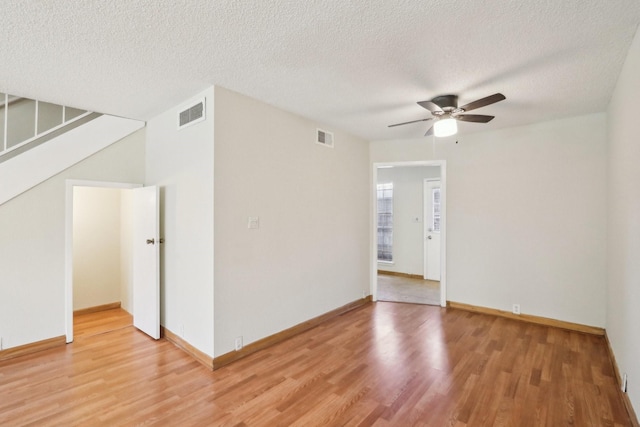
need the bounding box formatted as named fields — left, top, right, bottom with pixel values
left=424, top=180, right=441, bottom=281
left=132, top=186, right=160, bottom=339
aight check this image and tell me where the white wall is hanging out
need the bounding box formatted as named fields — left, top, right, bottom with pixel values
left=73, top=187, right=123, bottom=310
left=377, top=166, right=440, bottom=275
left=213, top=87, right=370, bottom=357
left=371, top=113, right=607, bottom=327
left=145, top=87, right=215, bottom=357
left=607, top=25, right=640, bottom=416
left=0, top=129, right=145, bottom=350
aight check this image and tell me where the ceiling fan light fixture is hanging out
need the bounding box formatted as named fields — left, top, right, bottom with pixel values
left=389, top=93, right=505, bottom=136
left=434, top=117, right=457, bottom=137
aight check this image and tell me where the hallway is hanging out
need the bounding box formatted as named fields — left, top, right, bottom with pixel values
left=377, top=273, right=440, bottom=305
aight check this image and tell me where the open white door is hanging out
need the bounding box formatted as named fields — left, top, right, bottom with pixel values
left=132, top=186, right=160, bottom=339
left=424, top=180, right=441, bottom=281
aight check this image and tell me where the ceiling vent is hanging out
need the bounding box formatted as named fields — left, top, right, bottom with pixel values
left=316, top=128, right=334, bottom=148
left=178, top=99, right=206, bottom=130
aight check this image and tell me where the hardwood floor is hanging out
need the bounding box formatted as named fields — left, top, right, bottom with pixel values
left=73, top=307, right=133, bottom=338
left=0, top=303, right=633, bottom=426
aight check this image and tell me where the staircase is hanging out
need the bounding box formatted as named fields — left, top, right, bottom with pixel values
left=0, top=93, right=145, bottom=205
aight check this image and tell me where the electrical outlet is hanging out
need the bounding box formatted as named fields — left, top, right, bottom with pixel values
left=512, top=304, right=521, bottom=315
left=235, top=336, right=243, bottom=351
left=622, top=373, right=628, bottom=392
left=362, top=290, right=367, bottom=299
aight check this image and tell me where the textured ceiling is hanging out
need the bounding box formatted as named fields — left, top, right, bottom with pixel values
left=1, top=1, right=639, bottom=141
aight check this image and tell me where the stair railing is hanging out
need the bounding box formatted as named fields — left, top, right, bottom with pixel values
left=0, top=93, right=98, bottom=163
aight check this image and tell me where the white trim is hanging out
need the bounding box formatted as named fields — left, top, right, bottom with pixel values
left=34, top=100, right=39, bottom=135
left=371, top=161, right=447, bottom=307
left=3, top=93, right=8, bottom=151
left=64, top=180, right=142, bottom=343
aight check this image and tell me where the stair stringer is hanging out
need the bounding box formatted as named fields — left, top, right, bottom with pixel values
left=0, top=115, right=145, bottom=206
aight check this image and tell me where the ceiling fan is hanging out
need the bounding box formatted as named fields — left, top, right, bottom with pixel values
left=389, top=93, right=506, bottom=137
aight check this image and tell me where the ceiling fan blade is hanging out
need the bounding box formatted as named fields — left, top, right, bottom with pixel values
left=388, top=117, right=432, bottom=128
left=455, top=114, right=495, bottom=123
left=417, top=101, right=444, bottom=113
left=425, top=124, right=434, bottom=136
left=459, top=93, right=505, bottom=112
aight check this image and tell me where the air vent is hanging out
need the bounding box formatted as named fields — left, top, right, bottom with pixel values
left=316, top=129, right=334, bottom=148
left=177, top=99, right=206, bottom=129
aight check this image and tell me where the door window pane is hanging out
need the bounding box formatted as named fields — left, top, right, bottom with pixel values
left=377, top=183, right=393, bottom=261
left=432, top=187, right=441, bottom=232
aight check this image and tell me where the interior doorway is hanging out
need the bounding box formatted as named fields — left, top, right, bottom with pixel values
left=64, top=180, right=141, bottom=342
left=372, top=161, right=446, bottom=307
left=72, top=185, right=136, bottom=338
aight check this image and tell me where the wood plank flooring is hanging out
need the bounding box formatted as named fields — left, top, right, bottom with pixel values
left=0, top=303, right=633, bottom=426
left=73, top=307, right=133, bottom=338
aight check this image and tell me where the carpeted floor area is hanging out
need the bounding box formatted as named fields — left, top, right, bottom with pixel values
left=377, top=274, right=440, bottom=305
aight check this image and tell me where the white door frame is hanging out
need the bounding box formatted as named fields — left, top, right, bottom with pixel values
left=64, top=179, right=142, bottom=343
left=371, top=161, right=447, bottom=307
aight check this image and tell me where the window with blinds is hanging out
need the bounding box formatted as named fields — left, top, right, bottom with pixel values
left=377, top=182, right=393, bottom=262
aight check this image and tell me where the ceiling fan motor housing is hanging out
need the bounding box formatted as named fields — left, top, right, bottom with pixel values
left=432, top=95, right=458, bottom=112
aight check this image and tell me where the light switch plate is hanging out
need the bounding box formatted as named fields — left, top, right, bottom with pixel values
left=247, top=217, right=259, bottom=229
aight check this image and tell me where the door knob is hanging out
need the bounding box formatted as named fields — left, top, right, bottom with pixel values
left=427, top=235, right=432, bottom=240
left=146, top=238, right=155, bottom=245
